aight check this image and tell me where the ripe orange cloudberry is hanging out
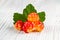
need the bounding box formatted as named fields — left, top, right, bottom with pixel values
left=27, top=12, right=39, bottom=22
left=14, top=20, right=23, bottom=31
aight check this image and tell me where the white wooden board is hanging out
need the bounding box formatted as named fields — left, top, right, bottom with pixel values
left=0, top=0, right=60, bottom=40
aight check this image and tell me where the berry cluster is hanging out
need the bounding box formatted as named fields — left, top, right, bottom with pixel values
left=14, top=12, right=44, bottom=33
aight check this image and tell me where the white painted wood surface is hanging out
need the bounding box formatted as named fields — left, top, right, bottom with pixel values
left=0, top=0, right=60, bottom=40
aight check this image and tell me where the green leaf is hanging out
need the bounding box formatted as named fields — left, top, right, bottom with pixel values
left=23, top=9, right=28, bottom=19
left=26, top=4, right=37, bottom=13
left=38, top=11, right=46, bottom=22
left=13, top=13, right=26, bottom=24
left=23, top=4, right=37, bottom=19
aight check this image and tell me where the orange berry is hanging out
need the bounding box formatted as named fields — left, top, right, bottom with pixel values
left=14, top=20, right=23, bottom=31
left=22, top=21, right=34, bottom=33
left=27, top=12, right=39, bottom=22
left=30, top=21, right=44, bottom=32
left=34, top=21, right=44, bottom=32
